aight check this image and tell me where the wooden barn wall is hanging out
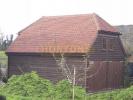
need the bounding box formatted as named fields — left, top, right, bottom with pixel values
left=8, top=54, right=124, bottom=91
left=86, top=61, right=124, bottom=92
left=8, top=54, right=86, bottom=85
left=88, top=34, right=125, bottom=61
left=66, top=56, right=86, bottom=86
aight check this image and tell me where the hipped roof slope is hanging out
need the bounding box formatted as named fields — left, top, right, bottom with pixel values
left=7, top=13, right=118, bottom=53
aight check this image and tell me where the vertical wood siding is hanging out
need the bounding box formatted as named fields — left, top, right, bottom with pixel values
left=86, top=61, right=124, bottom=91
left=89, top=34, right=125, bottom=61
left=8, top=54, right=86, bottom=84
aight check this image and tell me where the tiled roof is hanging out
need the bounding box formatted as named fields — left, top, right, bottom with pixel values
left=7, top=13, right=118, bottom=53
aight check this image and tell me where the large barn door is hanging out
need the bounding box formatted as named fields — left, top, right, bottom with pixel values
left=86, top=61, right=124, bottom=92
left=86, top=61, right=107, bottom=91
left=107, top=61, right=124, bottom=89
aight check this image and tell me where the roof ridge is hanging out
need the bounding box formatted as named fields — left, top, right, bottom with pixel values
left=92, top=13, right=118, bottom=32
left=42, top=13, right=94, bottom=18
left=92, top=13, right=100, bottom=31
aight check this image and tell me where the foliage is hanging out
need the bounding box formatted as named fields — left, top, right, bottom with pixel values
left=0, top=51, right=7, bottom=82
left=55, top=80, right=86, bottom=100
left=55, top=80, right=72, bottom=99
left=0, top=71, right=54, bottom=98
left=6, top=95, right=46, bottom=100
left=0, top=72, right=86, bottom=100
left=0, top=51, right=7, bottom=58
left=87, top=86, right=133, bottom=100
left=0, top=51, right=7, bottom=68
left=1, top=72, right=133, bottom=100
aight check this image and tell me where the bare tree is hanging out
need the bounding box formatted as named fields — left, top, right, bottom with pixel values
left=0, top=33, right=13, bottom=50
left=53, top=53, right=73, bottom=83
left=52, top=46, right=105, bottom=100
left=0, top=32, right=4, bottom=50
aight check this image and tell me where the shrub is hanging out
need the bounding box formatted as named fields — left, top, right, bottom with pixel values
left=55, top=80, right=72, bottom=99
left=1, top=71, right=133, bottom=100
left=0, top=72, right=87, bottom=100
left=87, top=86, right=133, bottom=100
left=0, top=71, right=54, bottom=98
left=55, top=80, right=86, bottom=100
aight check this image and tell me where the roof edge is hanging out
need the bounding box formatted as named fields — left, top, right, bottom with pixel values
left=98, top=30, right=121, bottom=35
left=17, top=17, right=43, bottom=35
left=92, top=13, right=100, bottom=31
left=41, top=13, right=94, bottom=18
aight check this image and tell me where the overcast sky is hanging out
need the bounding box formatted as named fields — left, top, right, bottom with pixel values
left=0, top=0, right=132, bottom=35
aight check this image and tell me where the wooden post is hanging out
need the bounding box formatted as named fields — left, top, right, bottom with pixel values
left=85, top=55, right=87, bottom=100
left=72, top=66, right=76, bottom=100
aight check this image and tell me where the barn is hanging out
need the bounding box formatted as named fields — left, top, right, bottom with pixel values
left=6, top=13, right=125, bottom=91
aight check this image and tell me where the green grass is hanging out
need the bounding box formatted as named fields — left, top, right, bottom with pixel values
left=0, top=51, right=7, bottom=67
left=0, top=51, right=7, bottom=58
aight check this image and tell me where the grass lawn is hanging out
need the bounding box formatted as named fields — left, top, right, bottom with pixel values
left=0, top=51, right=7, bottom=67
left=0, top=51, right=7, bottom=58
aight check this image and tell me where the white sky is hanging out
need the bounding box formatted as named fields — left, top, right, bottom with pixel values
left=0, top=0, right=132, bottom=36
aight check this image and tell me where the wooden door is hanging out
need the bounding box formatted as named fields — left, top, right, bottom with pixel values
left=86, top=61, right=124, bottom=92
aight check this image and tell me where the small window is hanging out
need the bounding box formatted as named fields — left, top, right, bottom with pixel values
left=109, top=39, right=114, bottom=50
left=102, top=38, right=107, bottom=49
